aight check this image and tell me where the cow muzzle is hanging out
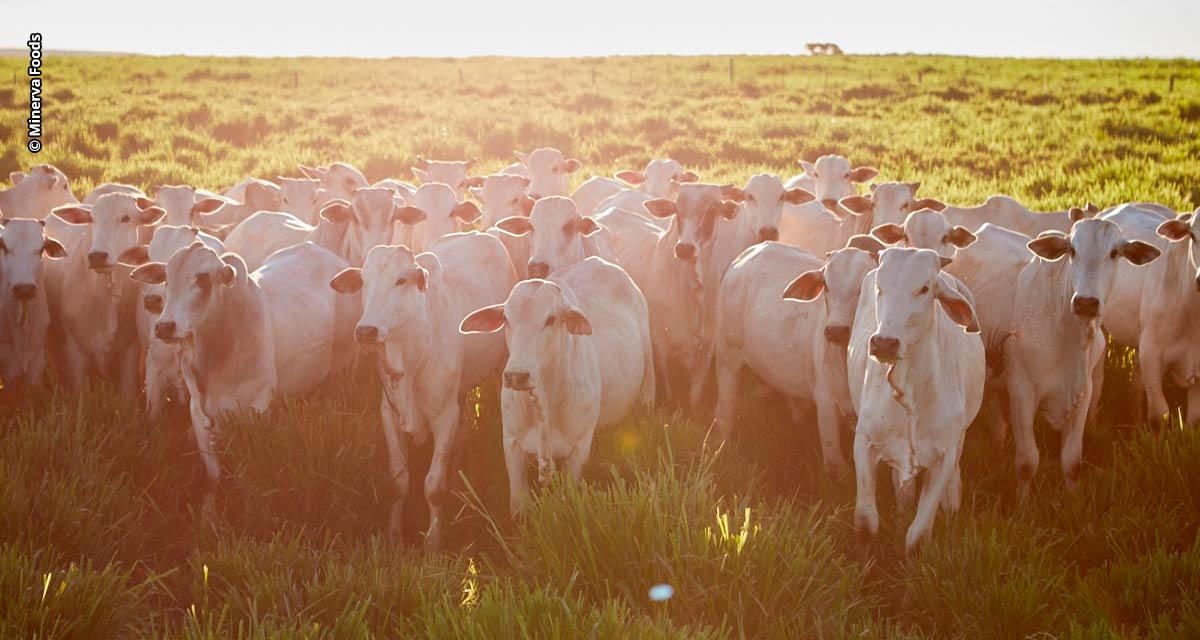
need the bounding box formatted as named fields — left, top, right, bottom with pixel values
left=756, top=227, right=779, bottom=243
left=87, top=251, right=112, bottom=271
left=503, top=370, right=533, bottom=391
left=674, top=242, right=696, bottom=261
left=824, top=325, right=851, bottom=346
left=355, top=324, right=381, bottom=344
left=821, top=198, right=839, bottom=211
left=11, top=283, right=36, bottom=301
left=869, top=334, right=901, bottom=363
left=155, top=320, right=178, bottom=341
left=526, top=261, right=550, bottom=279
left=1071, top=295, right=1100, bottom=318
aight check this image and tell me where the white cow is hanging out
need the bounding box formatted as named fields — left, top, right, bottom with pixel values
left=493, top=197, right=615, bottom=280
left=847, top=248, right=984, bottom=554
left=614, top=158, right=700, bottom=200
left=837, top=182, right=945, bottom=228
left=1, top=165, right=77, bottom=220
left=44, top=194, right=165, bottom=391
left=472, top=173, right=535, bottom=229
left=83, top=183, right=144, bottom=205
left=512, top=148, right=581, bottom=199
left=942, top=197, right=1097, bottom=236
left=1004, top=220, right=1159, bottom=499
left=713, top=242, right=877, bottom=475
left=412, top=157, right=481, bottom=200
left=151, top=185, right=229, bottom=227
left=203, top=179, right=284, bottom=229
left=460, top=256, right=655, bottom=514
left=0, top=219, right=67, bottom=387
left=330, top=232, right=516, bottom=548
left=131, top=244, right=275, bottom=514
left=277, top=177, right=324, bottom=225
left=779, top=155, right=879, bottom=255
left=571, top=176, right=626, bottom=217
left=297, top=162, right=369, bottom=201
left=392, top=183, right=482, bottom=253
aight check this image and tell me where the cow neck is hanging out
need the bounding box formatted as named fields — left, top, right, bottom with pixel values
left=191, top=276, right=264, bottom=380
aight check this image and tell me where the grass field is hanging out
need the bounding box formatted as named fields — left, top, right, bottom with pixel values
left=2, top=54, right=1200, bottom=638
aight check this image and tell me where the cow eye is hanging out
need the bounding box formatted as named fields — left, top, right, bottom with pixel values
left=1109, top=249, right=1119, bottom=259
left=120, top=215, right=130, bottom=223
left=918, top=285, right=929, bottom=295
left=843, top=172, right=850, bottom=179
left=195, top=272, right=211, bottom=288
left=544, top=315, right=556, bottom=327
left=901, top=203, right=909, bottom=211
left=395, top=277, right=406, bottom=286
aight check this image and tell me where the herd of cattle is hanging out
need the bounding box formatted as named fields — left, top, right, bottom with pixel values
left=1, top=150, right=1197, bottom=553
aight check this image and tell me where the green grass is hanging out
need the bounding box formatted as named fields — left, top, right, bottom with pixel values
left=2, top=53, right=1200, bottom=637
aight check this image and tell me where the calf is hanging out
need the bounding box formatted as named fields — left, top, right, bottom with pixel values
left=461, top=256, right=655, bottom=514
left=330, top=232, right=516, bottom=548
left=411, top=157, right=481, bottom=200
left=297, top=162, right=369, bottom=201
left=392, top=183, right=482, bottom=253
left=0, top=219, right=67, bottom=387
left=1004, top=220, right=1158, bottom=499
left=512, top=148, right=581, bottom=199
left=779, top=155, right=879, bottom=255
left=615, top=158, right=699, bottom=200
left=151, top=185, right=228, bottom=227
left=713, top=242, right=876, bottom=475
left=1, top=165, right=77, bottom=220
left=493, top=196, right=613, bottom=279
left=837, top=181, right=944, bottom=228
left=847, top=248, right=984, bottom=553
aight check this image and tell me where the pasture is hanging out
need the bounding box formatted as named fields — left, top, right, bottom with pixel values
left=2, top=53, right=1200, bottom=638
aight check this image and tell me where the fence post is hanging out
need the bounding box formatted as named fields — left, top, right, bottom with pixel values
left=729, top=57, right=734, bottom=84
left=1169, top=74, right=1176, bottom=93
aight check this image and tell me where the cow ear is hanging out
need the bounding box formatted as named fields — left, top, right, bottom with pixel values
left=199, top=223, right=234, bottom=240
left=514, top=151, right=531, bottom=166
left=679, top=170, right=700, bottom=183
left=907, top=181, right=922, bottom=194
left=10, top=171, right=26, bottom=185
left=219, top=263, right=237, bottom=287
left=838, top=195, right=874, bottom=216
left=577, top=217, right=601, bottom=236
left=615, top=170, right=645, bottom=185
left=935, top=280, right=978, bottom=332
left=460, top=303, right=507, bottom=334
left=394, top=205, right=428, bottom=225
left=451, top=201, right=482, bottom=225
left=412, top=168, right=432, bottom=184
left=53, top=205, right=93, bottom=225
left=563, top=159, right=582, bottom=174
left=643, top=198, right=678, bottom=218
left=1119, top=240, right=1161, bottom=266
left=799, top=160, right=816, bottom=176
left=947, top=226, right=977, bottom=248
left=496, top=216, right=533, bottom=236
left=1156, top=218, right=1192, bottom=242
left=939, top=256, right=954, bottom=269
left=562, top=307, right=592, bottom=335
left=720, top=185, right=746, bottom=202
left=782, top=269, right=826, bottom=301
left=137, top=206, right=166, bottom=225
left=464, top=176, right=484, bottom=188
left=783, top=188, right=816, bottom=205
left=413, top=266, right=428, bottom=292
left=521, top=196, right=536, bottom=215
left=1028, top=235, right=1071, bottom=261
left=1086, top=202, right=1100, bottom=215
left=319, top=199, right=354, bottom=224
left=849, top=166, right=880, bottom=183
left=716, top=200, right=741, bottom=220
left=42, top=238, right=68, bottom=259
left=330, top=267, right=364, bottom=294
left=193, top=197, right=227, bottom=215
left=135, top=196, right=156, bottom=210
left=469, top=186, right=483, bottom=202
left=298, top=164, right=324, bottom=179
left=912, top=198, right=946, bottom=212
left=1069, top=207, right=1086, bottom=222
left=117, top=245, right=150, bottom=266
left=871, top=223, right=906, bottom=245
left=130, top=262, right=167, bottom=285
left=846, top=234, right=887, bottom=258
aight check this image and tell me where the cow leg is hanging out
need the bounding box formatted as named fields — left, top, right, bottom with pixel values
left=905, top=448, right=957, bottom=556
left=688, top=343, right=714, bottom=409
left=1088, top=350, right=1105, bottom=420
left=379, top=392, right=410, bottom=541
left=988, top=384, right=1010, bottom=449
left=117, top=343, right=140, bottom=396
left=815, top=395, right=845, bottom=478
left=1139, top=344, right=1170, bottom=427
left=59, top=337, right=88, bottom=390
left=1131, top=363, right=1146, bottom=426
left=423, top=405, right=460, bottom=552
left=651, top=337, right=673, bottom=405
left=892, top=467, right=916, bottom=515
left=712, top=347, right=742, bottom=442
left=565, top=434, right=594, bottom=481
left=1187, top=383, right=1200, bottom=428
left=504, top=435, right=531, bottom=517
left=852, top=431, right=880, bottom=545
left=1008, top=377, right=1039, bottom=504
left=145, top=353, right=166, bottom=420
left=182, top=375, right=219, bottom=520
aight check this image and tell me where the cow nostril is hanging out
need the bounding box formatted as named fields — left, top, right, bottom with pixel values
left=87, top=251, right=109, bottom=267
left=527, top=261, right=549, bottom=279
left=503, top=371, right=531, bottom=389
left=821, top=199, right=838, bottom=210
left=1071, top=296, right=1100, bottom=318
left=758, top=227, right=779, bottom=243
left=869, top=334, right=901, bottom=361
left=674, top=243, right=696, bottom=260
left=824, top=325, right=851, bottom=346
left=11, top=284, right=36, bottom=300
left=155, top=321, right=176, bottom=339
left=355, top=325, right=380, bottom=343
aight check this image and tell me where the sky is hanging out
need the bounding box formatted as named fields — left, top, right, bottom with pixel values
left=2, top=0, right=1198, bottom=59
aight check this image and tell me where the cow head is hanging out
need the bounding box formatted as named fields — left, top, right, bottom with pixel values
left=615, top=158, right=699, bottom=200
left=0, top=218, right=67, bottom=301
left=0, top=165, right=77, bottom=219
left=869, top=248, right=978, bottom=363
left=412, top=157, right=480, bottom=200
left=396, top=183, right=480, bottom=252
left=331, top=244, right=433, bottom=351
left=319, top=187, right=425, bottom=266
left=782, top=244, right=878, bottom=347
left=472, top=173, right=534, bottom=229
left=277, top=178, right=322, bottom=222
left=838, top=182, right=944, bottom=228
left=153, top=185, right=227, bottom=227
left=495, top=196, right=597, bottom=279
left=134, top=225, right=220, bottom=316
left=132, top=242, right=240, bottom=342
left=798, top=155, right=878, bottom=211
left=643, top=183, right=744, bottom=262
left=513, top=148, right=581, bottom=199
left=298, top=162, right=368, bottom=201
left=870, top=209, right=976, bottom=259
left=53, top=193, right=163, bottom=272
left=739, top=174, right=815, bottom=243
left=1156, top=210, right=1200, bottom=291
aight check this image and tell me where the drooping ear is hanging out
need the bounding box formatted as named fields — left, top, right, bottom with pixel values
left=562, top=307, right=593, bottom=335
left=1119, top=240, right=1161, bottom=266
left=130, top=262, right=167, bottom=285
left=464, top=176, right=484, bottom=188
left=394, top=205, right=428, bottom=225
left=679, top=170, right=700, bottom=183
left=576, top=217, right=601, bottom=236
left=643, top=198, right=678, bottom=218
left=939, top=256, right=954, bottom=269
left=413, top=266, right=428, bottom=292
left=117, top=245, right=150, bottom=266
left=137, top=206, right=166, bottom=225
left=1157, top=218, right=1191, bottom=242
left=412, top=168, right=432, bottom=184
left=42, top=238, right=68, bottom=259
left=799, top=160, right=816, bottom=176
left=496, top=216, right=533, bottom=236
left=783, top=188, right=816, bottom=205
left=319, top=199, right=354, bottom=224
left=1069, top=207, right=1086, bottom=223
left=946, top=226, right=977, bottom=248
left=615, top=170, right=645, bottom=185
left=563, top=159, right=582, bottom=174
left=514, top=151, right=531, bottom=166
left=782, top=269, right=826, bottom=301
left=192, top=197, right=227, bottom=215
left=330, top=267, right=364, bottom=294
left=451, top=201, right=482, bottom=224
left=907, top=181, right=922, bottom=194
left=460, top=303, right=507, bottom=334
left=849, top=166, right=880, bottom=183
left=520, top=196, right=536, bottom=215
left=53, top=205, right=93, bottom=225
left=715, top=200, right=741, bottom=220
left=9, top=171, right=26, bottom=185
left=1027, top=235, right=1072, bottom=261
left=219, top=263, right=237, bottom=287
left=845, top=234, right=887, bottom=258
left=871, top=223, right=906, bottom=245
left=838, top=195, right=874, bottom=216
left=720, top=184, right=747, bottom=202
left=935, top=280, right=979, bottom=332
left=912, top=198, right=946, bottom=212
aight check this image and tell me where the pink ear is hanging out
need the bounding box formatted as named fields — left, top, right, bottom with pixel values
left=947, top=226, right=977, bottom=248
left=496, top=216, right=533, bottom=235
left=1157, top=218, right=1192, bottom=241
left=615, top=170, right=645, bottom=185
left=53, top=205, right=93, bottom=225
left=460, top=304, right=507, bottom=334
left=520, top=196, right=536, bottom=216
left=192, top=197, right=226, bottom=215
left=219, top=263, right=236, bottom=287
left=117, top=245, right=150, bottom=266
left=679, top=170, right=700, bottom=183
left=42, top=238, right=68, bottom=259
left=135, top=196, right=156, bottom=210
left=464, top=176, right=485, bottom=188
left=319, top=200, right=354, bottom=224
left=130, top=262, right=167, bottom=285
left=936, top=282, right=978, bottom=332
left=576, top=217, right=601, bottom=236
left=849, top=166, right=880, bottom=183
left=394, top=205, right=428, bottom=225
left=845, top=234, right=887, bottom=258
left=138, top=206, right=166, bottom=225
left=563, top=159, right=582, bottom=173
left=782, top=270, right=826, bottom=301
left=643, top=198, right=678, bottom=218
left=330, top=267, right=364, bottom=294
left=838, top=195, right=874, bottom=216
left=1027, top=235, right=1071, bottom=261
left=716, top=200, right=740, bottom=220
left=452, top=201, right=482, bottom=224
left=562, top=307, right=592, bottom=335
left=912, top=198, right=946, bottom=212
left=720, top=185, right=746, bottom=202
left=413, top=267, right=429, bottom=292
left=783, top=188, right=815, bottom=205
left=1120, top=240, right=1161, bottom=266
left=871, top=223, right=906, bottom=245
